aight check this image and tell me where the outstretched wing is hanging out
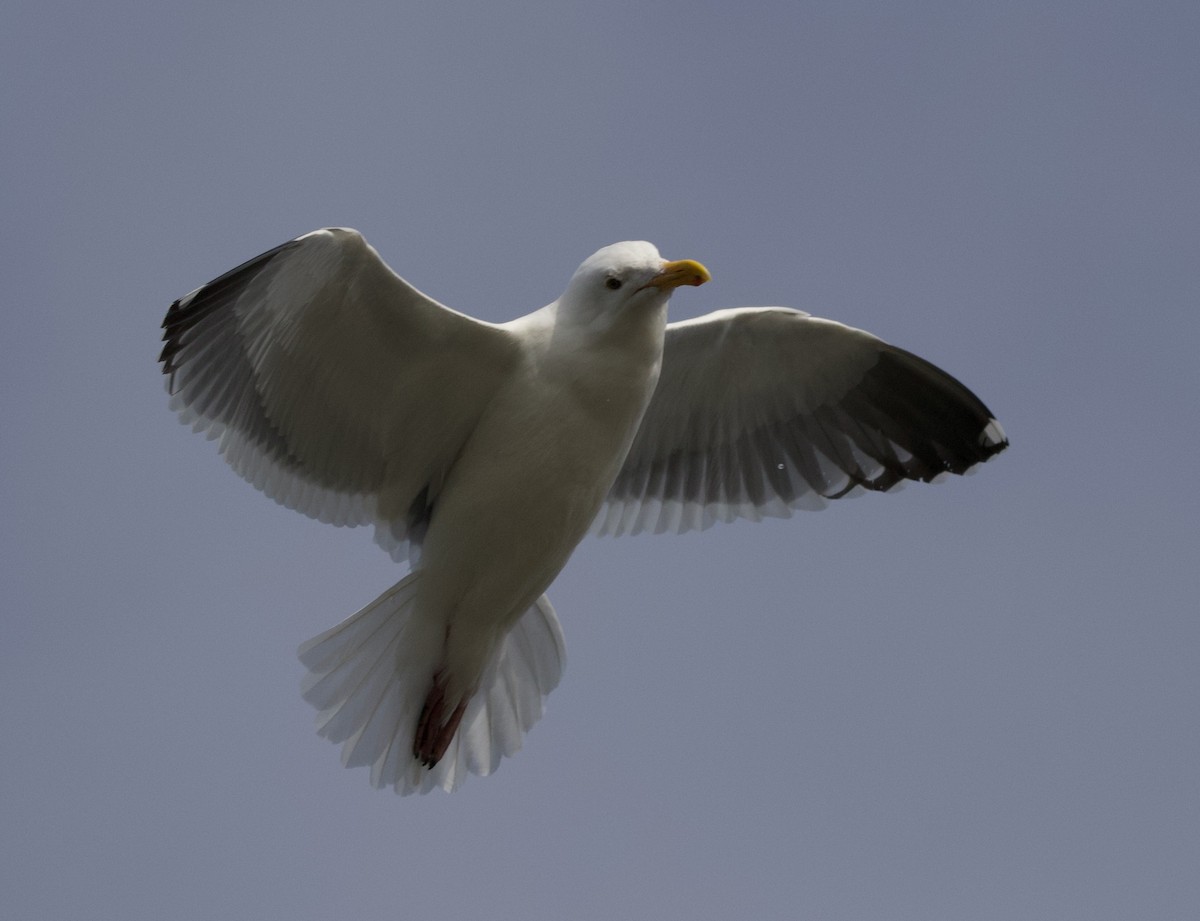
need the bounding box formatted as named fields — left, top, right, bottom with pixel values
left=160, top=228, right=519, bottom=557
left=595, top=307, right=1007, bottom=536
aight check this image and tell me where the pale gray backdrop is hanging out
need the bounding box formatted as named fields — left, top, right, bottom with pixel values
left=3, top=2, right=1197, bottom=919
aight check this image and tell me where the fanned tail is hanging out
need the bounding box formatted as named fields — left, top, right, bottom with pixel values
left=297, top=572, right=566, bottom=795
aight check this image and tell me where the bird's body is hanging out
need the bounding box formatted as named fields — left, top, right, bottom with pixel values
left=407, top=276, right=673, bottom=760
left=160, top=228, right=1006, bottom=793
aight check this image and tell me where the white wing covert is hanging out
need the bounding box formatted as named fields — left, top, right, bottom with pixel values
left=160, top=228, right=518, bottom=557
left=596, top=307, right=1008, bottom=536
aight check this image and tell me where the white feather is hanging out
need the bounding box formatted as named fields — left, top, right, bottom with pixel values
left=298, top=573, right=565, bottom=795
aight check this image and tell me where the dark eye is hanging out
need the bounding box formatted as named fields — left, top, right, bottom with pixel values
left=604, top=276, right=623, bottom=290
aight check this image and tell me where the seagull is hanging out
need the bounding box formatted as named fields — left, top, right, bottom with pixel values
left=160, top=228, right=1007, bottom=794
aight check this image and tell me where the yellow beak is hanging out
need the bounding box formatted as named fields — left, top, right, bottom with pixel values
left=645, top=258, right=711, bottom=290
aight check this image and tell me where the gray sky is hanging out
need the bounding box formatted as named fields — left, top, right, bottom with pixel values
left=3, top=1, right=1197, bottom=919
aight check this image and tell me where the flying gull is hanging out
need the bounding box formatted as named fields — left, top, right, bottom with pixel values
left=160, top=228, right=1007, bottom=794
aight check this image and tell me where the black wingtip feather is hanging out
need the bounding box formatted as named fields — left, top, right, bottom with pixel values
left=158, top=237, right=301, bottom=374
left=864, top=346, right=1008, bottom=475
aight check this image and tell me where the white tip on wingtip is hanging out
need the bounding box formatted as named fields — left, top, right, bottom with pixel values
left=981, top=418, right=1007, bottom=447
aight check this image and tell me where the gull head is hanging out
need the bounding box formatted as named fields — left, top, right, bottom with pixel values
left=555, top=241, right=710, bottom=327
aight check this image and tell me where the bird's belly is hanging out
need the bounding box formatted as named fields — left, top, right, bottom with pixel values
left=422, top=422, right=622, bottom=601
left=412, top=381, right=646, bottom=690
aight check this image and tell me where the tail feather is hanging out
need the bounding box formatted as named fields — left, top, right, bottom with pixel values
left=461, top=594, right=564, bottom=774
left=297, top=573, right=566, bottom=795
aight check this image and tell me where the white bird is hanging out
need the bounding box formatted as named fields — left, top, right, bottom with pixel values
left=160, top=228, right=1007, bottom=794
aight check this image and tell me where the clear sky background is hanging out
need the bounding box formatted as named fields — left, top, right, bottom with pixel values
left=3, top=2, right=1197, bottom=919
